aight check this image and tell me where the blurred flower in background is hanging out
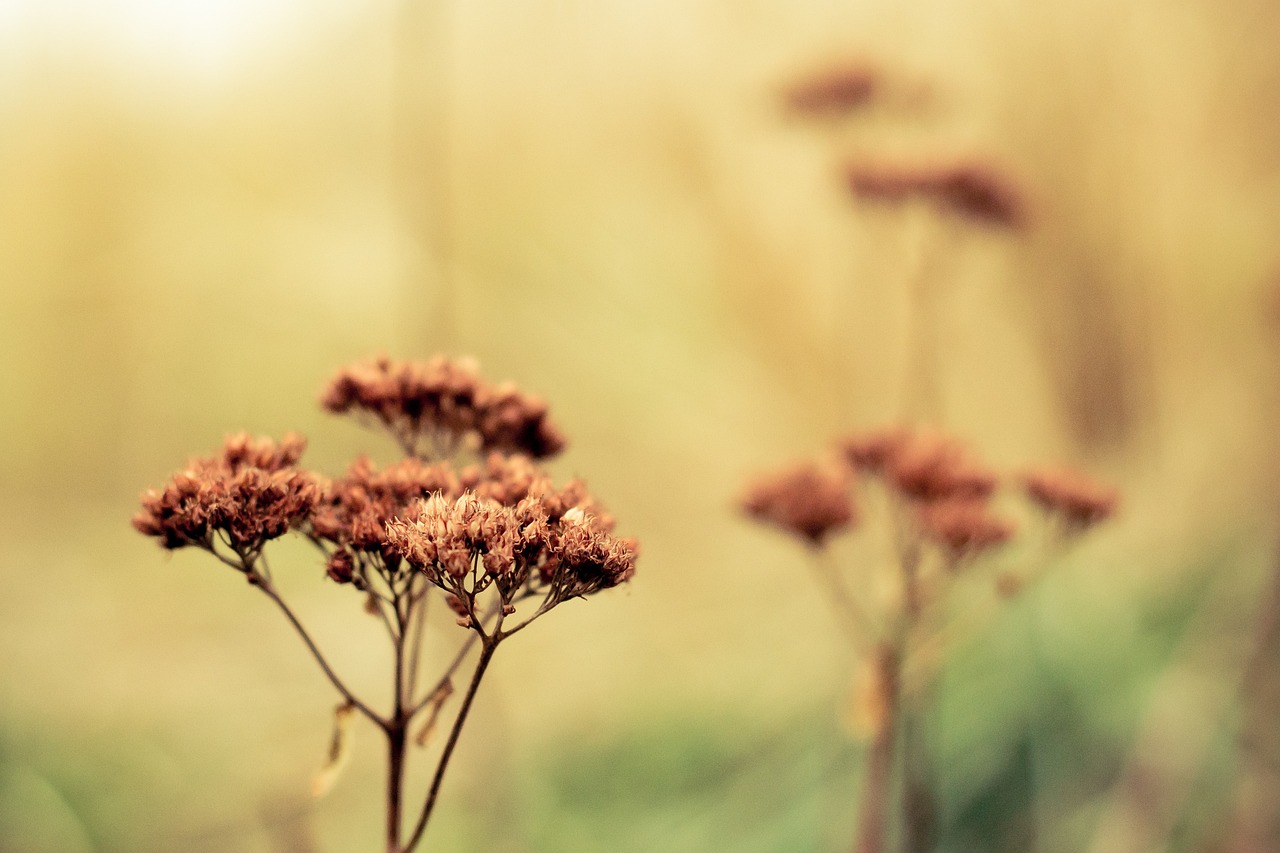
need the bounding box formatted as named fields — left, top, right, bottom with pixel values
left=3, top=0, right=1280, bottom=850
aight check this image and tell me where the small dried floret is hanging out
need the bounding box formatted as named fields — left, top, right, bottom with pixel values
left=741, top=459, right=856, bottom=545
left=917, top=499, right=1014, bottom=559
left=1023, top=466, right=1118, bottom=530
left=221, top=431, right=307, bottom=473
left=845, top=159, right=1029, bottom=230
left=554, top=508, right=637, bottom=594
left=326, top=549, right=356, bottom=584
left=783, top=63, right=878, bottom=117
left=133, top=434, right=319, bottom=553
left=885, top=433, right=997, bottom=503
left=319, top=355, right=565, bottom=460
left=310, top=456, right=461, bottom=553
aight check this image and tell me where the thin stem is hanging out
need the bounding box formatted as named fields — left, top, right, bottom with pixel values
left=251, top=575, right=386, bottom=729
left=402, top=636, right=499, bottom=853
left=411, top=630, right=480, bottom=716
left=406, top=580, right=430, bottom=702
left=809, top=546, right=877, bottom=646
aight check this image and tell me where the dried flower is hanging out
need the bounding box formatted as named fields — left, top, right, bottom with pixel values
left=741, top=458, right=856, bottom=545
left=320, top=355, right=565, bottom=459
left=845, top=159, right=1029, bottom=230
left=783, top=63, right=879, bottom=117
left=310, top=456, right=462, bottom=554
left=882, top=432, right=997, bottom=503
left=385, top=485, right=636, bottom=616
left=838, top=427, right=911, bottom=474
left=916, top=499, right=1014, bottom=559
left=326, top=549, right=356, bottom=584
left=133, top=434, right=319, bottom=553
left=1023, top=465, right=1118, bottom=531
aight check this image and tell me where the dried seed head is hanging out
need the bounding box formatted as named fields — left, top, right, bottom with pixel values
left=845, top=159, right=1029, bottom=230
left=838, top=427, right=911, bottom=474
left=384, top=472, right=637, bottom=622
left=1023, top=465, right=1118, bottom=531
left=884, top=432, right=998, bottom=503
left=326, top=549, right=356, bottom=584
left=133, top=434, right=320, bottom=553
left=916, top=498, right=1014, bottom=559
left=741, top=458, right=856, bottom=545
left=319, top=354, right=565, bottom=459
left=783, top=63, right=878, bottom=118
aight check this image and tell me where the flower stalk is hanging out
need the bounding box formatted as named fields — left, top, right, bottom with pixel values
left=742, top=426, right=1116, bottom=852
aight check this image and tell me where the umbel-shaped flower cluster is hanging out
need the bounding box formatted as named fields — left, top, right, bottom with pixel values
left=133, top=355, right=636, bottom=853
left=133, top=432, right=319, bottom=554
left=742, top=425, right=1116, bottom=853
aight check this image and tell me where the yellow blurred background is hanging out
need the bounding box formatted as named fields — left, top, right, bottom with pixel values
left=3, top=0, right=1280, bottom=850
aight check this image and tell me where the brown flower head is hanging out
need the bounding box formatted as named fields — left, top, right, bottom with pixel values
left=884, top=432, right=998, bottom=503
left=309, top=456, right=461, bottom=554
left=1023, top=466, right=1118, bottom=531
left=384, top=482, right=636, bottom=623
left=133, top=433, right=319, bottom=554
left=741, top=458, right=856, bottom=545
left=917, top=499, right=1014, bottom=560
left=838, top=427, right=911, bottom=474
left=783, top=62, right=879, bottom=118
left=845, top=159, right=1029, bottom=230
left=319, top=354, right=565, bottom=460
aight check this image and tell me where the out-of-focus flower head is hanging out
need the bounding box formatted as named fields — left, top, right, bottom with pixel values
left=783, top=62, right=879, bottom=118
left=845, top=159, right=1030, bottom=231
left=741, top=458, right=857, bottom=546
left=882, top=431, right=998, bottom=503
left=1023, top=466, right=1118, bottom=532
left=916, top=498, right=1014, bottom=560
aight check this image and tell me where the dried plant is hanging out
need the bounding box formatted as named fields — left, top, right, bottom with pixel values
left=133, top=355, right=636, bottom=853
left=741, top=426, right=1115, bottom=853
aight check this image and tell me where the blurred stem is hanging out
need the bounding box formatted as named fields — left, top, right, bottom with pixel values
left=854, top=643, right=901, bottom=853
left=391, top=0, right=457, bottom=348
left=899, top=209, right=955, bottom=425
left=901, top=702, right=939, bottom=853
left=1213, top=542, right=1280, bottom=849
left=811, top=547, right=876, bottom=647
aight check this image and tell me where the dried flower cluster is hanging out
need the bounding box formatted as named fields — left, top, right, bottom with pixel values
left=745, top=428, right=1029, bottom=562
left=1023, top=465, right=1119, bottom=532
left=740, top=458, right=856, bottom=545
left=385, top=491, right=636, bottom=621
left=133, top=355, right=633, bottom=853
left=783, top=63, right=879, bottom=118
left=320, top=354, right=565, bottom=459
left=133, top=433, right=319, bottom=554
left=845, top=160, right=1029, bottom=230
left=743, top=424, right=1117, bottom=853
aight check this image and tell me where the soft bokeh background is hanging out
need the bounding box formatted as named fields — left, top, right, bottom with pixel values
left=3, top=0, right=1280, bottom=850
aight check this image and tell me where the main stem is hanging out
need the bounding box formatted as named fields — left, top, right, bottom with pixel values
left=402, top=638, right=498, bottom=853
left=387, top=578, right=411, bottom=852
left=387, top=724, right=407, bottom=853
left=854, top=644, right=901, bottom=853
